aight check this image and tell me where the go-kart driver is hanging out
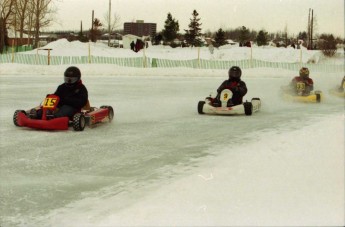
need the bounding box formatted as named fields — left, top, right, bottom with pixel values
left=31, top=66, right=88, bottom=119
left=290, top=67, right=314, bottom=96
left=210, top=66, right=248, bottom=107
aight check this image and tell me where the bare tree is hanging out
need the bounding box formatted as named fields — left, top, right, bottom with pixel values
left=103, top=11, right=121, bottom=45
left=24, top=0, right=35, bottom=46
left=14, top=0, right=30, bottom=39
left=283, top=24, right=289, bottom=46
left=0, top=0, right=15, bottom=53
left=30, top=0, right=57, bottom=48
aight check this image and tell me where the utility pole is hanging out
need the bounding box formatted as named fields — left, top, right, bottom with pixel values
left=108, top=0, right=111, bottom=46
left=311, top=9, right=314, bottom=50
left=307, top=8, right=314, bottom=50
left=90, top=10, right=94, bottom=41
left=308, top=8, right=310, bottom=49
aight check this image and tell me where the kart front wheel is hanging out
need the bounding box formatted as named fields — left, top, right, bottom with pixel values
left=243, top=101, right=253, bottom=116
left=13, top=110, right=26, bottom=126
left=73, top=113, right=86, bottom=131
left=198, top=101, right=205, bottom=114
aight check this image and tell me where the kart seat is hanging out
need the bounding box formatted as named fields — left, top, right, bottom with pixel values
left=82, top=100, right=91, bottom=111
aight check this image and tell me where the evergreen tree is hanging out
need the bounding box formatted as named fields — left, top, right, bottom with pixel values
left=89, top=18, right=102, bottom=42
left=239, top=26, right=250, bottom=45
left=298, top=31, right=308, bottom=41
left=214, top=28, right=227, bottom=47
left=184, top=10, right=203, bottom=47
left=162, top=13, right=179, bottom=44
left=256, top=30, right=268, bottom=46
left=154, top=33, right=163, bottom=45
left=319, top=33, right=337, bottom=57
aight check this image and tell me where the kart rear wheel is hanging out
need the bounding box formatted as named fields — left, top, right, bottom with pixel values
left=13, top=110, right=26, bottom=126
left=107, top=106, right=114, bottom=122
left=100, top=105, right=114, bottom=122
left=316, top=93, right=321, bottom=103
left=243, top=101, right=253, bottom=116
left=198, top=101, right=205, bottom=114
left=73, top=113, right=86, bottom=131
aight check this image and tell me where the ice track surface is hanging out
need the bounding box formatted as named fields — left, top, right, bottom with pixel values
left=0, top=72, right=344, bottom=226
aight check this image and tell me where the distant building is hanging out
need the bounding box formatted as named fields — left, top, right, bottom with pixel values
left=124, top=20, right=157, bottom=38
left=7, top=29, right=32, bottom=46
left=122, top=34, right=142, bottom=49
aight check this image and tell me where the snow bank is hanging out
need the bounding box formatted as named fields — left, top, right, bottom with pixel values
left=40, top=114, right=344, bottom=226
left=22, top=38, right=339, bottom=64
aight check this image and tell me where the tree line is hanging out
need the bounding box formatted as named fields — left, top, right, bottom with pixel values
left=158, top=10, right=343, bottom=51
left=0, top=0, right=58, bottom=53
left=1, top=2, right=343, bottom=56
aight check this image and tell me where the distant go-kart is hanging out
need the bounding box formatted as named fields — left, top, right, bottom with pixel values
left=13, top=94, right=114, bottom=131
left=281, top=84, right=323, bottom=103
left=329, top=87, right=345, bottom=98
left=197, top=89, right=261, bottom=116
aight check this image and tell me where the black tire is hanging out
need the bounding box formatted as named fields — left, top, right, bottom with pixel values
left=198, top=101, right=205, bottom=114
left=100, top=105, right=114, bottom=122
left=73, top=113, right=86, bottom=131
left=243, top=101, right=253, bottom=116
left=251, top=97, right=261, bottom=110
left=316, top=93, right=321, bottom=103
left=13, top=110, right=25, bottom=126
left=107, top=106, right=114, bottom=122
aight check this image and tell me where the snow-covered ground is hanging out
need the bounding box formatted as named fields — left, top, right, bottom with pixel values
left=0, top=41, right=344, bottom=226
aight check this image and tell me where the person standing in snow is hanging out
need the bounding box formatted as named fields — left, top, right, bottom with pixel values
left=290, top=67, right=314, bottom=96
left=208, top=43, right=214, bottom=54
left=338, top=76, right=345, bottom=92
left=210, top=66, right=247, bottom=106
left=130, top=41, right=135, bottom=51
left=30, top=66, right=88, bottom=119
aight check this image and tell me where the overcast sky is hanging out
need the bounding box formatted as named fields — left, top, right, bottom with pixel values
left=50, top=0, right=344, bottom=37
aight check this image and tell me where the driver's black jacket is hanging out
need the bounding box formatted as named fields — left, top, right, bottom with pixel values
left=216, top=79, right=247, bottom=105
left=54, top=80, right=88, bottom=110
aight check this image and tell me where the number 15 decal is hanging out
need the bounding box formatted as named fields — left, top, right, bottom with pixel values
left=43, top=98, right=57, bottom=108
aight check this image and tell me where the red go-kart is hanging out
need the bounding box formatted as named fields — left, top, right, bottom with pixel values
left=13, top=95, right=114, bottom=131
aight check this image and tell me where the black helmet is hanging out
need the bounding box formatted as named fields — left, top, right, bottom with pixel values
left=228, top=66, right=242, bottom=79
left=64, top=66, right=81, bottom=85
left=299, top=67, right=309, bottom=79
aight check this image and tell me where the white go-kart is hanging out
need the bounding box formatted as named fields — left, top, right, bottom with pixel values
left=198, top=89, right=261, bottom=116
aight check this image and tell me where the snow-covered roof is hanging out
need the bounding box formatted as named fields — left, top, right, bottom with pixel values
left=123, top=34, right=142, bottom=39
left=7, top=29, right=29, bottom=38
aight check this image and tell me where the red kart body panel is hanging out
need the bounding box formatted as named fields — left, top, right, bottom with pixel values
left=14, top=95, right=113, bottom=131
left=16, top=112, right=69, bottom=130
left=86, top=108, right=110, bottom=125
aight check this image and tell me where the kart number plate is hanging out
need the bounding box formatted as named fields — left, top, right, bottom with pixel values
left=296, top=82, right=305, bottom=91
left=43, top=97, right=58, bottom=109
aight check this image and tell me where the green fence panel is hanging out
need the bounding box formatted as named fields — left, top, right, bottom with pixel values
left=71, top=56, right=81, bottom=64
left=37, top=55, right=48, bottom=65
left=14, top=54, right=25, bottom=64
left=61, top=56, right=70, bottom=65
left=1, top=45, right=33, bottom=54
left=0, top=54, right=8, bottom=63
left=0, top=53, right=343, bottom=73
left=27, top=54, right=35, bottom=64
left=49, top=56, right=61, bottom=65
